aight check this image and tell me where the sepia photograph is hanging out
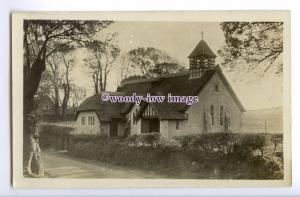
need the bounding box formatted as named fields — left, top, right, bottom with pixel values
left=11, top=11, right=291, bottom=188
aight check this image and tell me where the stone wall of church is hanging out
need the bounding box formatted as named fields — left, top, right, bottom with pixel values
left=185, top=73, right=243, bottom=134
left=160, top=120, right=169, bottom=138
left=162, top=120, right=187, bottom=139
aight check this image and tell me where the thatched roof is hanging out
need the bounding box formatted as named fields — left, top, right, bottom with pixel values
left=121, top=66, right=245, bottom=120
left=76, top=66, right=244, bottom=121
left=75, top=93, right=126, bottom=121
left=133, top=68, right=217, bottom=120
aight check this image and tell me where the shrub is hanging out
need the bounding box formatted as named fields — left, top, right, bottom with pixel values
left=39, top=124, right=74, bottom=150
left=241, top=134, right=266, bottom=157
left=126, top=134, right=140, bottom=146
left=67, top=132, right=283, bottom=179
left=126, top=133, right=161, bottom=147
left=175, top=133, right=240, bottom=155
left=172, top=133, right=275, bottom=161
left=270, top=134, right=283, bottom=154
left=140, top=133, right=160, bottom=147
left=158, top=137, right=182, bottom=149
left=248, top=156, right=282, bottom=179
left=71, top=134, right=107, bottom=144
left=173, top=134, right=196, bottom=150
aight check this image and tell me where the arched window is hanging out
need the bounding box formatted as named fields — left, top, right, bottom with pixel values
left=215, top=84, right=219, bottom=92
left=132, top=112, right=136, bottom=125
left=220, top=105, right=224, bottom=125
left=176, top=120, right=180, bottom=130
left=210, top=105, right=214, bottom=125
left=134, top=108, right=139, bottom=124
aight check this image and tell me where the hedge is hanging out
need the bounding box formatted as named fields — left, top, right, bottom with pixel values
left=66, top=132, right=283, bottom=179
left=39, top=124, right=74, bottom=150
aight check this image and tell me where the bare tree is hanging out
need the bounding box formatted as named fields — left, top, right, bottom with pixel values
left=119, top=53, right=133, bottom=83
left=83, top=57, right=100, bottom=95
left=85, top=33, right=120, bottom=94
left=23, top=20, right=112, bottom=177
left=71, top=86, right=87, bottom=107
left=46, top=54, right=62, bottom=120
left=59, top=47, right=75, bottom=120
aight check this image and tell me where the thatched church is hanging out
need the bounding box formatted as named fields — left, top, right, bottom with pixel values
left=74, top=38, right=245, bottom=139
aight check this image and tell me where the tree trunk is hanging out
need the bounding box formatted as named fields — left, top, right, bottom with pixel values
left=61, top=84, right=70, bottom=120
left=99, top=65, right=104, bottom=92
left=54, top=86, right=60, bottom=121
left=273, top=144, right=278, bottom=154
left=23, top=49, right=46, bottom=177
left=92, top=74, right=98, bottom=95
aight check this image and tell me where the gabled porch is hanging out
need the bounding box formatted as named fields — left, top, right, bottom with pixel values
left=138, top=103, right=160, bottom=134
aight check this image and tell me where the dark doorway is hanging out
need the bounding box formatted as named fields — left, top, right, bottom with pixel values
left=141, top=118, right=160, bottom=133
left=110, top=119, right=118, bottom=137
left=149, top=119, right=160, bottom=133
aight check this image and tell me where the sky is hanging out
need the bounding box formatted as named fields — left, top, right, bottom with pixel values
left=70, top=21, right=283, bottom=110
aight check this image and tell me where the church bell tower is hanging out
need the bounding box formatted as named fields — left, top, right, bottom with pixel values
left=188, top=32, right=216, bottom=79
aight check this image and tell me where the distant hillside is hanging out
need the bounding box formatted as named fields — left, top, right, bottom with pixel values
left=241, top=106, right=283, bottom=134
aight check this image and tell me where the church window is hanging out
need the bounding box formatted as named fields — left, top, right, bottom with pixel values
left=220, top=105, right=224, bottom=125
left=176, top=120, right=180, bottom=130
left=210, top=105, right=214, bottom=125
left=132, top=112, right=136, bottom=125
left=215, top=84, right=219, bottom=92
left=133, top=108, right=139, bottom=125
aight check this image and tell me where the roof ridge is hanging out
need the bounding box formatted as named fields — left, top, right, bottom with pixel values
left=121, top=71, right=189, bottom=85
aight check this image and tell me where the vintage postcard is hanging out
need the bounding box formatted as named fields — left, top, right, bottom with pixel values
left=12, top=11, right=291, bottom=188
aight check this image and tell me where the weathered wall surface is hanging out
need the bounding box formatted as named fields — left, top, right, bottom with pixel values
left=126, top=104, right=141, bottom=135
left=100, top=121, right=110, bottom=137
left=166, top=120, right=187, bottom=138
left=75, top=111, right=100, bottom=135
left=185, top=73, right=243, bottom=134
left=112, top=72, right=243, bottom=138
left=118, top=121, right=126, bottom=137
left=159, top=120, right=169, bottom=138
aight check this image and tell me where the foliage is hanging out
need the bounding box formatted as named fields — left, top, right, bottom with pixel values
left=141, top=133, right=161, bottom=147
left=120, top=75, right=147, bottom=84
left=67, top=132, right=283, bottom=179
left=126, top=134, right=141, bottom=146
left=218, top=22, right=283, bottom=74
left=173, top=134, right=196, bottom=150
left=126, top=47, right=185, bottom=78
left=23, top=20, right=113, bottom=176
left=174, top=133, right=268, bottom=157
left=241, top=133, right=267, bottom=157
left=70, top=134, right=108, bottom=144
left=270, top=134, right=283, bottom=153
left=39, top=124, right=74, bottom=149
left=24, top=20, right=112, bottom=114
left=158, top=137, right=182, bottom=150
left=247, top=156, right=282, bottom=179
left=24, top=20, right=112, bottom=63
left=126, top=133, right=161, bottom=147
